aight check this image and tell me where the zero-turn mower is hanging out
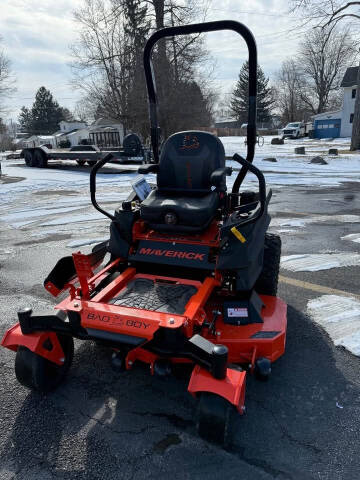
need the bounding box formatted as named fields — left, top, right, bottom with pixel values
left=1, top=20, right=286, bottom=445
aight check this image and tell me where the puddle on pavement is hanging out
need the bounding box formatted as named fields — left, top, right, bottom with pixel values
left=33, top=190, right=78, bottom=196
left=152, top=433, right=182, bottom=454
left=0, top=176, right=25, bottom=184
left=14, top=233, right=71, bottom=246
left=344, top=194, right=356, bottom=201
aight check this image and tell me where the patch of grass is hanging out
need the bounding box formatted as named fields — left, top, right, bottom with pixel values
left=338, top=149, right=360, bottom=155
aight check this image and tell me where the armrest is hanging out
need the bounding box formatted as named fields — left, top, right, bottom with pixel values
left=210, top=167, right=233, bottom=186
left=138, top=164, right=159, bottom=174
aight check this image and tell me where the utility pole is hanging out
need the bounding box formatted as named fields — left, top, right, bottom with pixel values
left=350, top=60, right=360, bottom=151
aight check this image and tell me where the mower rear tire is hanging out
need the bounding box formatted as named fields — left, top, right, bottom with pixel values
left=196, top=392, right=234, bottom=446
left=255, top=233, right=281, bottom=296
left=15, top=334, right=74, bottom=392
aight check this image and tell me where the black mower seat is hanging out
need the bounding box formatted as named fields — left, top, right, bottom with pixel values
left=140, top=130, right=226, bottom=232
left=141, top=190, right=219, bottom=228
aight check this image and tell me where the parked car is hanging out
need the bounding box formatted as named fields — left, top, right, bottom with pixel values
left=279, top=122, right=305, bottom=139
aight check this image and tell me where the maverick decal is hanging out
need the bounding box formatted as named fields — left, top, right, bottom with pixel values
left=129, top=240, right=213, bottom=269
left=139, top=247, right=205, bottom=261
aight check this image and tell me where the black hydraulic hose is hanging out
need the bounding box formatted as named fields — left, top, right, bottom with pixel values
left=143, top=20, right=257, bottom=175
left=90, top=153, right=116, bottom=221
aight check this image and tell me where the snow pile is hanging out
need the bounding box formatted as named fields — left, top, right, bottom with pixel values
left=281, top=252, right=360, bottom=272
left=271, top=214, right=360, bottom=229
left=66, top=237, right=108, bottom=248
left=341, top=233, right=360, bottom=244
left=307, top=295, right=360, bottom=356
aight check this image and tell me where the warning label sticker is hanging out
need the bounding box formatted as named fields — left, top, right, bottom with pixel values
left=227, top=307, right=248, bottom=318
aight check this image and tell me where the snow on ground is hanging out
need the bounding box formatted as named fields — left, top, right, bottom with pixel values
left=307, top=295, right=360, bottom=356
left=0, top=136, right=359, bottom=244
left=281, top=253, right=360, bottom=272
left=271, top=214, right=360, bottom=229
left=341, top=233, right=360, bottom=244
left=1, top=136, right=359, bottom=207
left=0, top=247, right=16, bottom=261
left=221, top=136, right=360, bottom=188
left=0, top=158, right=133, bottom=244
left=66, top=237, right=109, bottom=248
left=0, top=162, right=137, bottom=206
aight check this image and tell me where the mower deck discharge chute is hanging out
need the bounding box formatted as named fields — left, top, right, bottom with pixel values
left=1, top=20, right=287, bottom=445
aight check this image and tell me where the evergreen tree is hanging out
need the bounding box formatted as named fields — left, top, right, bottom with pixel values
left=30, top=87, right=65, bottom=134
left=18, top=87, right=69, bottom=135
left=123, top=0, right=152, bottom=135
left=230, top=61, right=274, bottom=125
left=18, top=106, right=32, bottom=132
left=0, top=117, right=6, bottom=134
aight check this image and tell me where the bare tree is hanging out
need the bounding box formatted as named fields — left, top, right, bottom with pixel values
left=291, top=1, right=360, bottom=149
left=275, top=59, right=309, bottom=123
left=291, top=1, right=360, bottom=26
left=297, top=26, right=356, bottom=114
left=71, top=0, right=132, bottom=125
left=71, top=0, right=214, bottom=138
left=0, top=36, right=16, bottom=116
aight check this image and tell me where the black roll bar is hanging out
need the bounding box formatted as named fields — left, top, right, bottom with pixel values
left=143, top=20, right=257, bottom=193
left=90, top=153, right=116, bottom=221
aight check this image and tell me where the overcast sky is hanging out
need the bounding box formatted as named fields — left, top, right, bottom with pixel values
left=1, top=0, right=306, bottom=122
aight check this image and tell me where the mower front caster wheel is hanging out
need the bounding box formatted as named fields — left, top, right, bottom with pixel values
left=196, top=393, right=234, bottom=446
left=15, top=335, right=74, bottom=392
left=111, top=350, right=126, bottom=371
left=254, top=357, right=271, bottom=381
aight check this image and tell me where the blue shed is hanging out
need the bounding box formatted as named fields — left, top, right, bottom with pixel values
left=313, top=118, right=341, bottom=139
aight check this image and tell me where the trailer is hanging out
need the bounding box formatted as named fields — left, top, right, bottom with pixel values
left=20, top=134, right=151, bottom=168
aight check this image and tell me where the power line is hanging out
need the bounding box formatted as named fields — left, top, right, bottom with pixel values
left=208, top=8, right=293, bottom=18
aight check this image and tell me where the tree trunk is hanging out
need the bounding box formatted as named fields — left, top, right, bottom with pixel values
left=350, top=61, right=360, bottom=151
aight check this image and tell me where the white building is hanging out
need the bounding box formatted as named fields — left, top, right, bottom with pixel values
left=312, top=66, right=358, bottom=139
left=23, top=135, right=57, bottom=148
left=339, top=66, right=358, bottom=137
left=60, top=128, right=90, bottom=147
left=58, top=121, right=87, bottom=133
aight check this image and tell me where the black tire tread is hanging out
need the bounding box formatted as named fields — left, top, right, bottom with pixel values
left=196, top=393, right=233, bottom=446
left=24, top=151, right=32, bottom=167
left=255, top=232, right=281, bottom=296
left=34, top=149, right=47, bottom=168
left=15, top=334, right=74, bottom=392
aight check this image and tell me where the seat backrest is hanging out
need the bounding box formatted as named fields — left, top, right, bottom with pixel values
left=157, top=131, right=225, bottom=193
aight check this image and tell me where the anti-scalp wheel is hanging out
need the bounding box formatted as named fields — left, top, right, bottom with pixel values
left=196, top=392, right=234, bottom=446
left=15, top=334, right=74, bottom=392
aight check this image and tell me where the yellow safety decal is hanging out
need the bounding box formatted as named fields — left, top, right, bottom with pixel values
left=231, top=226, right=246, bottom=243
